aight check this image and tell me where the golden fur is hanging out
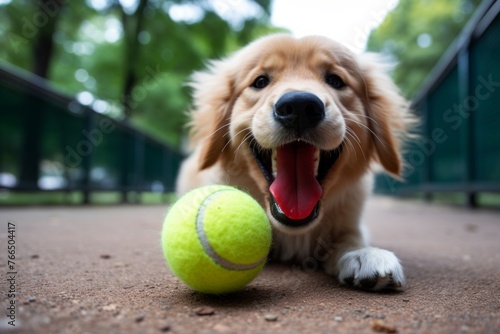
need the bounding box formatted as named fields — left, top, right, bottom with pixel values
left=177, top=34, right=412, bottom=290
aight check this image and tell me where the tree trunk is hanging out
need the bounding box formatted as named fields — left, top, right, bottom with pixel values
left=119, top=0, right=148, bottom=202
left=33, top=0, right=64, bottom=78
left=19, top=0, right=64, bottom=189
left=121, top=0, right=148, bottom=119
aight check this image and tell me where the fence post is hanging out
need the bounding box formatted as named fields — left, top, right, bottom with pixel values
left=120, top=131, right=130, bottom=203
left=421, top=96, right=433, bottom=203
left=19, top=98, right=42, bottom=190
left=82, top=108, right=92, bottom=204
left=134, top=134, right=144, bottom=203
left=458, top=42, right=477, bottom=208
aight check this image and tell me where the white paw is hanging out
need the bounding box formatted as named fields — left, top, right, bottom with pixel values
left=337, top=247, right=405, bottom=291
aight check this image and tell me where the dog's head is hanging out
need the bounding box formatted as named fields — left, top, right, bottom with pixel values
left=188, top=34, right=410, bottom=233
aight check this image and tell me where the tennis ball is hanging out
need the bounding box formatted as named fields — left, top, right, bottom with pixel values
left=161, top=185, right=272, bottom=294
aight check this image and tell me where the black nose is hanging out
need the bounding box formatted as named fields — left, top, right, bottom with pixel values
left=274, top=92, right=325, bottom=133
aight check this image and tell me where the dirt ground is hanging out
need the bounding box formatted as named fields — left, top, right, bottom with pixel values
left=1, top=196, right=499, bottom=334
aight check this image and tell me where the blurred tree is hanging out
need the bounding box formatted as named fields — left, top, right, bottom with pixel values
left=118, top=0, right=148, bottom=119
left=0, top=0, right=283, bottom=147
left=366, top=0, right=482, bottom=98
left=32, top=0, right=65, bottom=78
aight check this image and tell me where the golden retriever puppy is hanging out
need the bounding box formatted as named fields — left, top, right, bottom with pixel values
left=177, top=34, right=411, bottom=291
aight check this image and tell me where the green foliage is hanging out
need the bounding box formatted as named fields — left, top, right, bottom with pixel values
left=132, top=72, right=188, bottom=145
left=0, top=0, right=283, bottom=147
left=367, top=0, right=482, bottom=98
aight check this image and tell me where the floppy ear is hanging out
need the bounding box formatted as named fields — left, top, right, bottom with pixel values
left=357, top=54, right=410, bottom=177
left=188, top=60, right=236, bottom=171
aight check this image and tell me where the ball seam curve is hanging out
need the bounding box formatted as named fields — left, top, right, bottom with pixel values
left=196, top=189, right=267, bottom=271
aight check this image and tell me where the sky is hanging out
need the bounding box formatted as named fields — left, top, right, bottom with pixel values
left=81, top=0, right=399, bottom=54
left=270, top=0, right=399, bottom=53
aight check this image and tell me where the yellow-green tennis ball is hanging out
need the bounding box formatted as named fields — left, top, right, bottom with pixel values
left=161, top=185, right=272, bottom=294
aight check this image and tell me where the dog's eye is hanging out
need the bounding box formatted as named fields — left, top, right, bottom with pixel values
left=251, top=75, right=270, bottom=89
left=326, top=74, right=346, bottom=90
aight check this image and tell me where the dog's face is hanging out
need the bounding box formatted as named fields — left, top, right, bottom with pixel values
left=189, top=35, right=408, bottom=233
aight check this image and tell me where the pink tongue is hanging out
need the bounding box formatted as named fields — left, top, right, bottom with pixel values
left=270, top=142, right=322, bottom=220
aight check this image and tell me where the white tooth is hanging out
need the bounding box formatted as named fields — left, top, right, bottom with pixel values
left=272, top=149, right=277, bottom=178
left=314, top=148, right=320, bottom=177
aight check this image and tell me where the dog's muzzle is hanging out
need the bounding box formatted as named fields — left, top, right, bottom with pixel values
left=251, top=91, right=342, bottom=229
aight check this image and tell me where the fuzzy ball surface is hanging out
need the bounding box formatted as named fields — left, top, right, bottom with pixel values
left=162, top=185, right=272, bottom=294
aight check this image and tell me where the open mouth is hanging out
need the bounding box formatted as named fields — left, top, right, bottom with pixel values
left=251, top=140, right=342, bottom=228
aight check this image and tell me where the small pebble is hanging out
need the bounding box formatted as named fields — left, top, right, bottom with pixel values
left=159, top=323, right=171, bottom=332
left=102, top=304, right=118, bottom=311
left=264, top=314, right=278, bottom=322
left=100, top=254, right=111, bottom=259
left=402, top=298, right=410, bottom=302
left=31, top=254, right=40, bottom=259
left=135, top=312, right=146, bottom=323
left=28, top=296, right=36, bottom=303
left=195, top=307, right=215, bottom=316
left=333, top=316, right=343, bottom=322
left=371, top=319, right=398, bottom=333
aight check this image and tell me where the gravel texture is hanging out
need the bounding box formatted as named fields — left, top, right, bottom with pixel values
left=1, top=197, right=499, bottom=333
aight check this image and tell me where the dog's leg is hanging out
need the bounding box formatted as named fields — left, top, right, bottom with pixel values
left=323, top=228, right=405, bottom=291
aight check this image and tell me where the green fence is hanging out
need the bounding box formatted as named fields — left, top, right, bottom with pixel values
left=0, top=64, right=182, bottom=204
left=375, top=0, right=500, bottom=206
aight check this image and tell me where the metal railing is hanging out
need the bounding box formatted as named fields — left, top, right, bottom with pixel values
left=375, top=0, right=500, bottom=207
left=0, top=63, right=182, bottom=204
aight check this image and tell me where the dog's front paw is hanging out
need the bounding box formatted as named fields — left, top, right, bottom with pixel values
left=337, top=247, right=405, bottom=291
